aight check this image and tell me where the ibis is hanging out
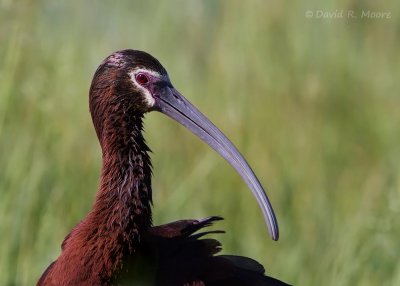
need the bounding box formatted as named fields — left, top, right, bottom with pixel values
left=37, top=50, right=289, bottom=286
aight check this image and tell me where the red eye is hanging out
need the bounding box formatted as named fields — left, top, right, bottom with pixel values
left=135, top=73, right=149, bottom=85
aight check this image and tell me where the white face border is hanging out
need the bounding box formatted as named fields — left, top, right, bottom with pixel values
left=128, top=68, right=161, bottom=107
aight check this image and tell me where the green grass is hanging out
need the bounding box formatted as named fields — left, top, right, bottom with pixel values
left=1, top=0, right=400, bottom=285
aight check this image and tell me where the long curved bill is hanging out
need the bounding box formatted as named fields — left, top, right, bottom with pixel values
left=153, top=86, right=279, bottom=241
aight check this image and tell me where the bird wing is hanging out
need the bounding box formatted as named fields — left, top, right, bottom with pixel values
left=139, top=216, right=291, bottom=286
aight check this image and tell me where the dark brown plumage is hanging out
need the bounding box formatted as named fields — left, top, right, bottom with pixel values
left=37, top=50, right=290, bottom=286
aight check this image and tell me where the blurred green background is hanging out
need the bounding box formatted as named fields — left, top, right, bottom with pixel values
left=1, top=0, right=399, bottom=285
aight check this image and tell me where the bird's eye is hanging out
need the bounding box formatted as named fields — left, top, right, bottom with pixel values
left=135, top=73, right=149, bottom=86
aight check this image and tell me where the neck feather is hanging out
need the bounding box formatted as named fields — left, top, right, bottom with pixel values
left=95, top=112, right=153, bottom=233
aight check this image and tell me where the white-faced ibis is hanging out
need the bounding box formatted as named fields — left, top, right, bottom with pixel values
left=37, top=50, right=290, bottom=286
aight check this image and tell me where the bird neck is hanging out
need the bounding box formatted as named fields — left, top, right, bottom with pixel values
left=49, top=113, right=154, bottom=284
left=94, top=112, right=153, bottom=234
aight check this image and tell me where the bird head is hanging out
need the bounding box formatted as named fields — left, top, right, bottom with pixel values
left=89, top=49, right=279, bottom=241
